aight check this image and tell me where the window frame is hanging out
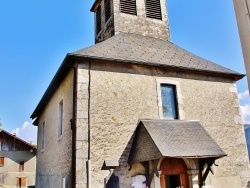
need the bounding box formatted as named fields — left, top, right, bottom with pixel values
left=0, top=157, right=4, bottom=167
left=58, top=100, right=63, bottom=138
left=41, top=121, right=45, bottom=152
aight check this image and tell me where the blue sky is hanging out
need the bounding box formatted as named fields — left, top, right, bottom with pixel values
left=0, top=0, right=249, bottom=144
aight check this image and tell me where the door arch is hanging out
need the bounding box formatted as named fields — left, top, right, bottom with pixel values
left=160, top=158, right=189, bottom=188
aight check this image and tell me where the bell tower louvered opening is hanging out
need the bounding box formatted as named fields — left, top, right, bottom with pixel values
left=91, top=0, right=170, bottom=42
left=145, top=0, right=162, bottom=20
left=105, top=0, right=111, bottom=22
left=96, top=5, right=102, bottom=35
left=120, top=0, right=137, bottom=15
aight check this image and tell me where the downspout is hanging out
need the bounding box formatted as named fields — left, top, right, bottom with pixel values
left=87, top=61, right=91, bottom=188
left=70, top=61, right=91, bottom=188
left=71, top=65, right=77, bottom=188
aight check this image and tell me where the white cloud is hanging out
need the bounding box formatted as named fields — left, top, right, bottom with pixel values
left=240, top=104, right=250, bottom=125
left=12, top=121, right=37, bottom=145
left=238, top=90, right=249, bottom=101
left=12, top=128, right=20, bottom=136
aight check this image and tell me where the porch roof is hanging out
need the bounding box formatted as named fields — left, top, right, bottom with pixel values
left=128, top=119, right=226, bottom=164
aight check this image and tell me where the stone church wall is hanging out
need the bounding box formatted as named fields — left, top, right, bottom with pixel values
left=35, top=70, right=74, bottom=188
left=81, top=61, right=250, bottom=188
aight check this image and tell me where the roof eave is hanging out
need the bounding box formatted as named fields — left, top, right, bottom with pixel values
left=72, top=54, right=245, bottom=81
left=30, top=53, right=244, bottom=121
left=128, top=154, right=227, bottom=165
left=30, top=54, right=76, bottom=120
left=90, top=0, right=102, bottom=12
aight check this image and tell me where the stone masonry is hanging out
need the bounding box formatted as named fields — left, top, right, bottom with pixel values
left=75, top=60, right=250, bottom=187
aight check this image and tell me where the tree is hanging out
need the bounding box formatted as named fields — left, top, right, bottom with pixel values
left=0, top=119, right=2, bottom=131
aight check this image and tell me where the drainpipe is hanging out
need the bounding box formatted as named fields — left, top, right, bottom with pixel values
left=70, top=65, right=77, bottom=188
left=87, top=61, right=91, bottom=188
left=70, top=61, right=91, bottom=188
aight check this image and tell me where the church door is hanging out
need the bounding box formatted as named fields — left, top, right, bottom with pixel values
left=160, top=158, right=189, bottom=188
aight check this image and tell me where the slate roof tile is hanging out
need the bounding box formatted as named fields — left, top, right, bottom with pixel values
left=74, top=32, right=241, bottom=76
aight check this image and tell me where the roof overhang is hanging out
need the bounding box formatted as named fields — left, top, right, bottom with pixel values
left=71, top=53, right=245, bottom=81
left=90, top=0, right=102, bottom=12
left=30, top=53, right=77, bottom=121
left=128, top=119, right=227, bottom=164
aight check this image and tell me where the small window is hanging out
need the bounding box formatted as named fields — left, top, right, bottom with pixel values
left=105, top=0, right=111, bottom=22
left=161, top=84, right=178, bottom=119
left=19, top=161, right=24, bottom=172
left=41, top=121, right=45, bottom=151
left=0, top=157, right=4, bottom=167
left=120, top=0, right=137, bottom=15
left=145, top=0, right=162, bottom=20
left=58, top=100, right=63, bottom=137
left=96, top=5, right=102, bottom=34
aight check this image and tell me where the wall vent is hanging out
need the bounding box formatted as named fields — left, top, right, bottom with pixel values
left=145, top=0, right=162, bottom=20
left=120, top=0, right=137, bottom=15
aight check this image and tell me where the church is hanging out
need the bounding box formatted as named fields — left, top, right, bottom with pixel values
left=31, top=0, right=250, bottom=187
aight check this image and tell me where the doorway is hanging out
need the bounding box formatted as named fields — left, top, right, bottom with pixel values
left=160, top=158, right=189, bottom=188
left=16, top=177, right=26, bottom=188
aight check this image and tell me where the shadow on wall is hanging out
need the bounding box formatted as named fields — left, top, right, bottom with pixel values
left=106, top=173, right=119, bottom=188
left=0, top=150, right=35, bottom=164
left=103, top=132, right=135, bottom=188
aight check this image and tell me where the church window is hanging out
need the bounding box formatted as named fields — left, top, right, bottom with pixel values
left=96, top=5, right=102, bottom=34
left=120, top=0, right=137, bottom=15
left=105, top=0, right=111, bottom=22
left=160, top=84, right=178, bottom=119
left=156, top=79, right=185, bottom=120
left=145, top=0, right=162, bottom=20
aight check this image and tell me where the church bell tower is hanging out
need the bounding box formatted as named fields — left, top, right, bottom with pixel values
left=91, top=0, right=170, bottom=43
